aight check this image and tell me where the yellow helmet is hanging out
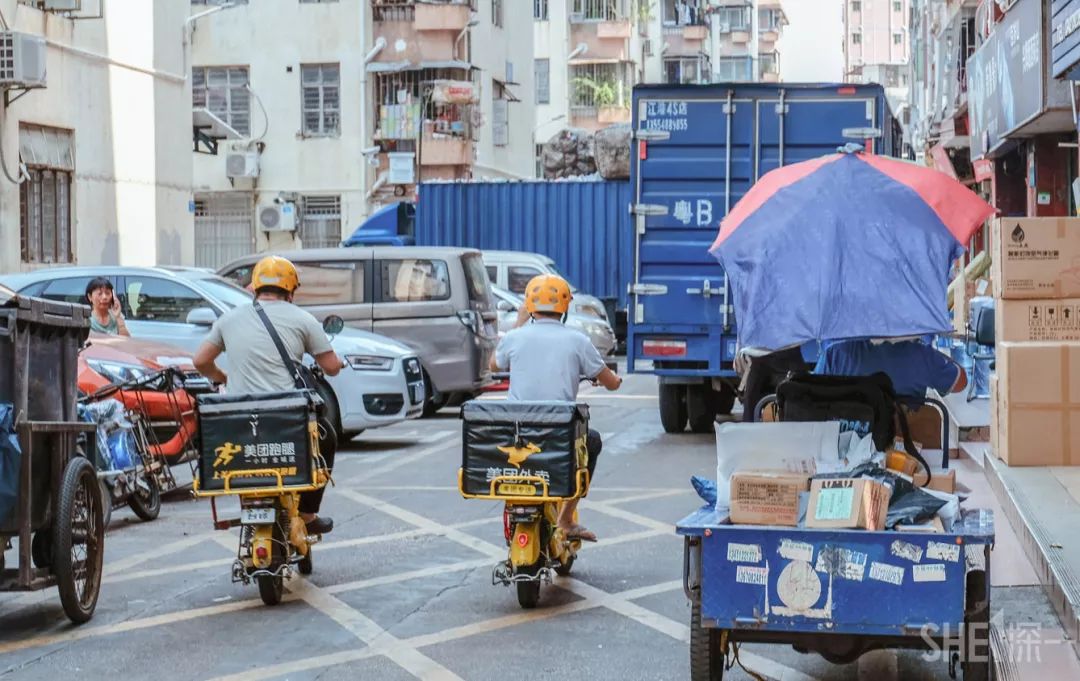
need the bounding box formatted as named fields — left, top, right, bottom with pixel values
left=251, top=255, right=300, bottom=294
left=524, top=274, right=572, bottom=316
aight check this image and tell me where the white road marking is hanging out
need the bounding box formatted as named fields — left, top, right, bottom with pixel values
left=581, top=499, right=674, bottom=533
left=286, top=578, right=464, bottom=681
left=342, top=435, right=458, bottom=484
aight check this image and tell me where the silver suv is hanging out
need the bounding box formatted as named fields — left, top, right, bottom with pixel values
left=219, top=246, right=498, bottom=415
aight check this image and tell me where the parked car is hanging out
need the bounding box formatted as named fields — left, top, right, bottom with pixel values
left=1, top=267, right=425, bottom=440
left=218, top=246, right=498, bottom=415
left=481, top=250, right=609, bottom=322
left=489, top=285, right=616, bottom=357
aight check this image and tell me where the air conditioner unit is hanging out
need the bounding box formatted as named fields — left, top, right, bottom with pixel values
left=0, top=31, right=47, bottom=89
left=258, top=202, right=296, bottom=232
left=41, top=0, right=82, bottom=11
left=226, top=150, right=260, bottom=179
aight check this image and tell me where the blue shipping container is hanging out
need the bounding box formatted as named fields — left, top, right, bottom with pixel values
left=414, top=181, right=634, bottom=308
left=628, top=82, right=898, bottom=430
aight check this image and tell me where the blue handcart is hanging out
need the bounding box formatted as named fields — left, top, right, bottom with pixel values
left=678, top=506, right=995, bottom=680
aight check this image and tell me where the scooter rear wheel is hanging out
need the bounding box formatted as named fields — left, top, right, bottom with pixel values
left=298, top=551, right=313, bottom=576
left=516, top=562, right=542, bottom=609
left=258, top=575, right=284, bottom=605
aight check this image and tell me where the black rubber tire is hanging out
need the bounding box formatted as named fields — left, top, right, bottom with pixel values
left=690, top=600, right=725, bottom=681
left=127, top=472, right=161, bottom=522
left=516, top=578, right=541, bottom=609
left=53, top=456, right=105, bottom=624
left=99, top=479, right=113, bottom=529
left=298, top=552, right=313, bottom=576
left=554, top=555, right=575, bottom=577
left=258, top=574, right=284, bottom=606
left=687, top=385, right=716, bottom=434
left=962, top=569, right=993, bottom=681
left=31, top=529, right=51, bottom=569
left=714, top=383, right=737, bottom=416
left=421, top=371, right=448, bottom=418
left=658, top=382, right=688, bottom=433
left=315, top=381, right=344, bottom=442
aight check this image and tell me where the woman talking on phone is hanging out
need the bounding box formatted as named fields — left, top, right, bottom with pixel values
left=84, top=277, right=130, bottom=337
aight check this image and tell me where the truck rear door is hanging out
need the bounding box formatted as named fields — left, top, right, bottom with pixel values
left=629, top=86, right=880, bottom=375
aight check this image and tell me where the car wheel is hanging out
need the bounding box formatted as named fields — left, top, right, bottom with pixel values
left=421, top=370, right=447, bottom=417
left=315, top=380, right=343, bottom=440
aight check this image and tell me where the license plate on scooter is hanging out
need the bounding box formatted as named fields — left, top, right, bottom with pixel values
left=240, top=507, right=276, bottom=525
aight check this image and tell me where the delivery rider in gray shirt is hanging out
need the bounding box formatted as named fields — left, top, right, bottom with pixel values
left=492, top=274, right=622, bottom=542
left=194, top=255, right=345, bottom=535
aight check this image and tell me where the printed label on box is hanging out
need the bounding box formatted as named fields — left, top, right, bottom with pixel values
left=813, top=487, right=854, bottom=521
left=778, top=539, right=814, bottom=563
left=735, top=565, right=768, bottom=586
left=727, top=543, right=763, bottom=564
left=926, top=541, right=961, bottom=563
left=868, top=561, right=904, bottom=586
left=912, top=564, right=947, bottom=583
left=890, top=539, right=924, bottom=563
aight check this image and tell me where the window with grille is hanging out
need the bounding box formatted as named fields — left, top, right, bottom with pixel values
left=301, top=63, right=340, bottom=136
left=533, top=0, right=548, bottom=20
left=192, top=66, right=251, bottom=136
left=893, top=33, right=903, bottom=45
left=852, top=32, right=862, bottom=44
left=851, top=1, right=861, bottom=11
left=713, top=6, right=749, bottom=30
left=535, top=143, right=544, bottom=178
left=373, top=68, right=475, bottom=141
left=664, top=57, right=707, bottom=84
left=893, top=0, right=902, bottom=11
left=492, top=0, right=503, bottom=27
left=300, top=196, right=342, bottom=248
left=535, top=59, right=550, bottom=104
left=569, top=63, right=631, bottom=109
left=19, top=125, right=74, bottom=264
left=714, top=57, right=752, bottom=82
left=661, top=0, right=705, bottom=26
left=759, top=52, right=779, bottom=75
left=572, top=0, right=626, bottom=21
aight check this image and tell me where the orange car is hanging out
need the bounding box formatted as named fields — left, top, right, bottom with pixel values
left=79, top=333, right=209, bottom=464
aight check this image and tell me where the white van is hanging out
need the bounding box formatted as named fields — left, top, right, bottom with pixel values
left=481, top=250, right=609, bottom=321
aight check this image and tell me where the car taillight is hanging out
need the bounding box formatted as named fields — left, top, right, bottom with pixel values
left=642, top=339, right=687, bottom=357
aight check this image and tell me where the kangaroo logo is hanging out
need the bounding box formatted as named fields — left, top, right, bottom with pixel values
left=1011, top=224, right=1026, bottom=243
left=249, top=414, right=259, bottom=437
left=213, top=442, right=242, bottom=468
left=497, top=442, right=542, bottom=468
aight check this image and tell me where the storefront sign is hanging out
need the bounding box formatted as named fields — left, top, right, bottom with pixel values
left=969, top=0, right=1072, bottom=158
left=973, top=158, right=995, bottom=182
left=1052, top=0, right=1080, bottom=78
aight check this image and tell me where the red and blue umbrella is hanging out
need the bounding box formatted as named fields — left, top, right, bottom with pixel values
left=709, top=148, right=995, bottom=352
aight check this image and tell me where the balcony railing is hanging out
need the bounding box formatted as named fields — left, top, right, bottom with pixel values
left=372, top=0, right=474, bottom=22
left=569, top=0, right=628, bottom=22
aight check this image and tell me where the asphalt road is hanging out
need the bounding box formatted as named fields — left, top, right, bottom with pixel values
left=0, top=371, right=1066, bottom=680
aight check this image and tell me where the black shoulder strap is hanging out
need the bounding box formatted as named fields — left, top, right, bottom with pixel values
left=253, top=301, right=305, bottom=390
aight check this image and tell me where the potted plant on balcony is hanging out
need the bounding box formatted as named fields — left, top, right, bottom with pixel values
left=573, top=76, right=630, bottom=124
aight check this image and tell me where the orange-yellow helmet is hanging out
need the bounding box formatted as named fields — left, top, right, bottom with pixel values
left=524, top=274, right=572, bottom=316
left=251, top=255, right=300, bottom=294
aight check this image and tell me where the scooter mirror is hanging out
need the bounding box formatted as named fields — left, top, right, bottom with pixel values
left=322, top=315, right=345, bottom=335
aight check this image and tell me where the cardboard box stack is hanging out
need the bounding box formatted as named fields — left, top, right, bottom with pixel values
left=991, top=217, right=1080, bottom=466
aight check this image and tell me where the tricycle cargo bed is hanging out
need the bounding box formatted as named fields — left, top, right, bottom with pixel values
left=678, top=507, right=994, bottom=638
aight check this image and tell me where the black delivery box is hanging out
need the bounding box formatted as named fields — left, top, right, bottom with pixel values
left=196, top=391, right=316, bottom=492
left=461, top=401, right=589, bottom=498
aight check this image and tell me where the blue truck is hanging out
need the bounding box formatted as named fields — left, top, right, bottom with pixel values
left=627, top=82, right=900, bottom=433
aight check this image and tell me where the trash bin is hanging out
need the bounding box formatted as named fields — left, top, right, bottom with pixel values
left=0, top=284, right=89, bottom=533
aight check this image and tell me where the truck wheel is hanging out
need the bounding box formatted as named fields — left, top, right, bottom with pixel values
left=659, top=383, right=688, bottom=433
left=690, top=600, right=725, bottom=680
left=687, top=385, right=716, bottom=434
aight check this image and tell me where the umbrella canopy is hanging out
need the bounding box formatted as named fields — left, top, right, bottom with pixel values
left=709, top=149, right=995, bottom=352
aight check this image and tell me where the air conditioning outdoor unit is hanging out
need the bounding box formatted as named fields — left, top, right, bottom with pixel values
left=226, top=150, right=260, bottom=179
left=258, top=202, right=296, bottom=232
left=41, top=0, right=82, bottom=11
left=0, top=31, right=47, bottom=89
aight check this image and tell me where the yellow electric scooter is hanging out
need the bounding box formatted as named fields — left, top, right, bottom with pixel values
left=458, top=395, right=591, bottom=608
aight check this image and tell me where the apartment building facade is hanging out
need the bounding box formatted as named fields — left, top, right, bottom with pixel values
left=843, top=0, right=911, bottom=134
left=189, top=0, right=533, bottom=267
left=0, top=0, right=192, bottom=273
left=533, top=0, right=785, bottom=175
